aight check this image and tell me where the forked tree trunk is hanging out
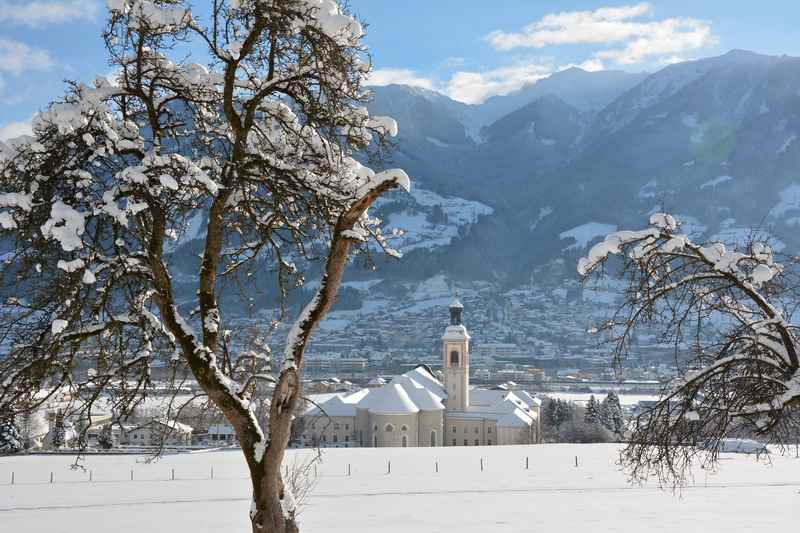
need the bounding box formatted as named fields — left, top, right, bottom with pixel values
left=244, top=180, right=403, bottom=532
left=249, top=408, right=298, bottom=533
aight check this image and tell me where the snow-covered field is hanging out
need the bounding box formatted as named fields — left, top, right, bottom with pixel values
left=2, top=444, right=798, bottom=532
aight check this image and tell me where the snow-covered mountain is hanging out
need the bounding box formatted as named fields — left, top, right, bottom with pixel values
left=164, top=49, right=800, bottom=314
left=363, top=49, right=800, bottom=288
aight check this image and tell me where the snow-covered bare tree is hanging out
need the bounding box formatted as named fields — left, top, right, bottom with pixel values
left=0, top=1, right=409, bottom=531
left=579, top=213, right=800, bottom=485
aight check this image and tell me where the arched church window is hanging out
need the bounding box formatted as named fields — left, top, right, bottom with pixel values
left=450, top=350, right=459, bottom=364
left=401, top=425, right=408, bottom=432
left=402, top=435, right=408, bottom=447
left=385, top=424, right=394, bottom=432
left=430, top=430, right=436, bottom=447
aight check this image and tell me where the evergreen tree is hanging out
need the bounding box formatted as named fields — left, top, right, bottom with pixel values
left=0, top=415, right=23, bottom=454
left=601, top=392, right=624, bottom=435
left=548, top=399, right=574, bottom=429
left=97, top=424, right=114, bottom=450
left=50, top=413, right=66, bottom=449
left=545, top=399, right=558, bottom=428
left=584, top=395, right=600, bottom=424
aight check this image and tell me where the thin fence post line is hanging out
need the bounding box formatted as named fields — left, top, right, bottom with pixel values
left=435, top=460, right=438, bottom=473
left=347, top=464, right=351, bottom=476
left=575, top=456, right=578, bottom=468
left=50, top=472, right=53, bottom=484
left=480, top=458, right=484, bottom=472
left=89, top=470, right=93, bottom=482
left=130, top=469, right=134, bottom=481
left=526, top=457, right=529, bottom=470
left=11, top=472, right=14, bottom=485
left=171, top=468, right=175, bottom=481
left=211, top=466, right=214, bottom=480
left=387, top=460, right=391, bottom=475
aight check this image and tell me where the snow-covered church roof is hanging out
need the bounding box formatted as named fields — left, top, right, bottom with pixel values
left=304, top=366, right=445, bottom=417
left=450, top=388, right=540, bottom=429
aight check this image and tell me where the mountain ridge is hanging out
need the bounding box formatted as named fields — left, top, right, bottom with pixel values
left=361, top=49, right=800, bottom=287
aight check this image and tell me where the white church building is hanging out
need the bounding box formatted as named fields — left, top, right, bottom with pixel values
left=299, top=299, right=542, bottom=447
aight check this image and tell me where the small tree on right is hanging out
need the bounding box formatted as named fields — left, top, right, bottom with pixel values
left=579, top=213, right=800, bottom=486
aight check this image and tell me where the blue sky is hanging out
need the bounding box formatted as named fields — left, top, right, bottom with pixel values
left=2, top=0, right=800, bottom=137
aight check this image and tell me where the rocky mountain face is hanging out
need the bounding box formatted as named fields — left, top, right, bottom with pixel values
left=363, top=50, right=800, bottom=289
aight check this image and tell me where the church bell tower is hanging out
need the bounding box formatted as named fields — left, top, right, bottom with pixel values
left=443, top=297, right=470, bottom=412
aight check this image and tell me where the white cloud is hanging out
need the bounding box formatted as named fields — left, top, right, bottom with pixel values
left=568, top=58, right=606, bottom=72
left=365, top=68, right=436, bottom=90
left=0, top=118, right=33, bottom=141
left=0, top=39, right=54, bottom=74
left=485, top=3, right=652, bottom=50
left=366, top=60, right=604, bottom=105
left=484, top=3, right=716, bottom=67
left=0, top=0, right=99, bottom=27
left=446, top=62, right=554, bottom=104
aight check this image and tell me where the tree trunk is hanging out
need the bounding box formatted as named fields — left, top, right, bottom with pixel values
left=250, top=396, right=298, bottom=533
left=245, top=179, right=407, bottom=532
left=250, top=485, right=299, bottom=533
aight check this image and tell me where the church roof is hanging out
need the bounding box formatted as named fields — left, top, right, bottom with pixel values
left=449, top=297, right=463, bottom=309
left=403, top=365, right=447, bottom=398
left=305, top=367, right=447, bottom=418
left=442, top=324, right=470, bottom=341
left=315, top=395, right=357, bottom=417
left=495, top=408, right=534, bottom=428
left=462, top=389, right=539, bottom=428
left=389, top=375, right=445, bottom=411
left=359, top=384, right=420, bottom=415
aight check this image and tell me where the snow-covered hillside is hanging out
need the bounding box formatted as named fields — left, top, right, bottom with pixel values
left=383, top=186, right=493, bottom=251
left=2, top=444, right=798, bottom=532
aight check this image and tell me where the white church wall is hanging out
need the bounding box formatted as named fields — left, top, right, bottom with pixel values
left=418, top=410, right=443, bottom=447
left=369, top=413, right=418, bottom=448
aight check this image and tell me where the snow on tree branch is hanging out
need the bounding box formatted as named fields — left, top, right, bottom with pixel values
left=0, top=2, right=407, bottom=531
left=578, top=212, right=800, bottom=486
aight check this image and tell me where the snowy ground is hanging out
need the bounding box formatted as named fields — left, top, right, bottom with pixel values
left=1, top=444, right=799, bottom=532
